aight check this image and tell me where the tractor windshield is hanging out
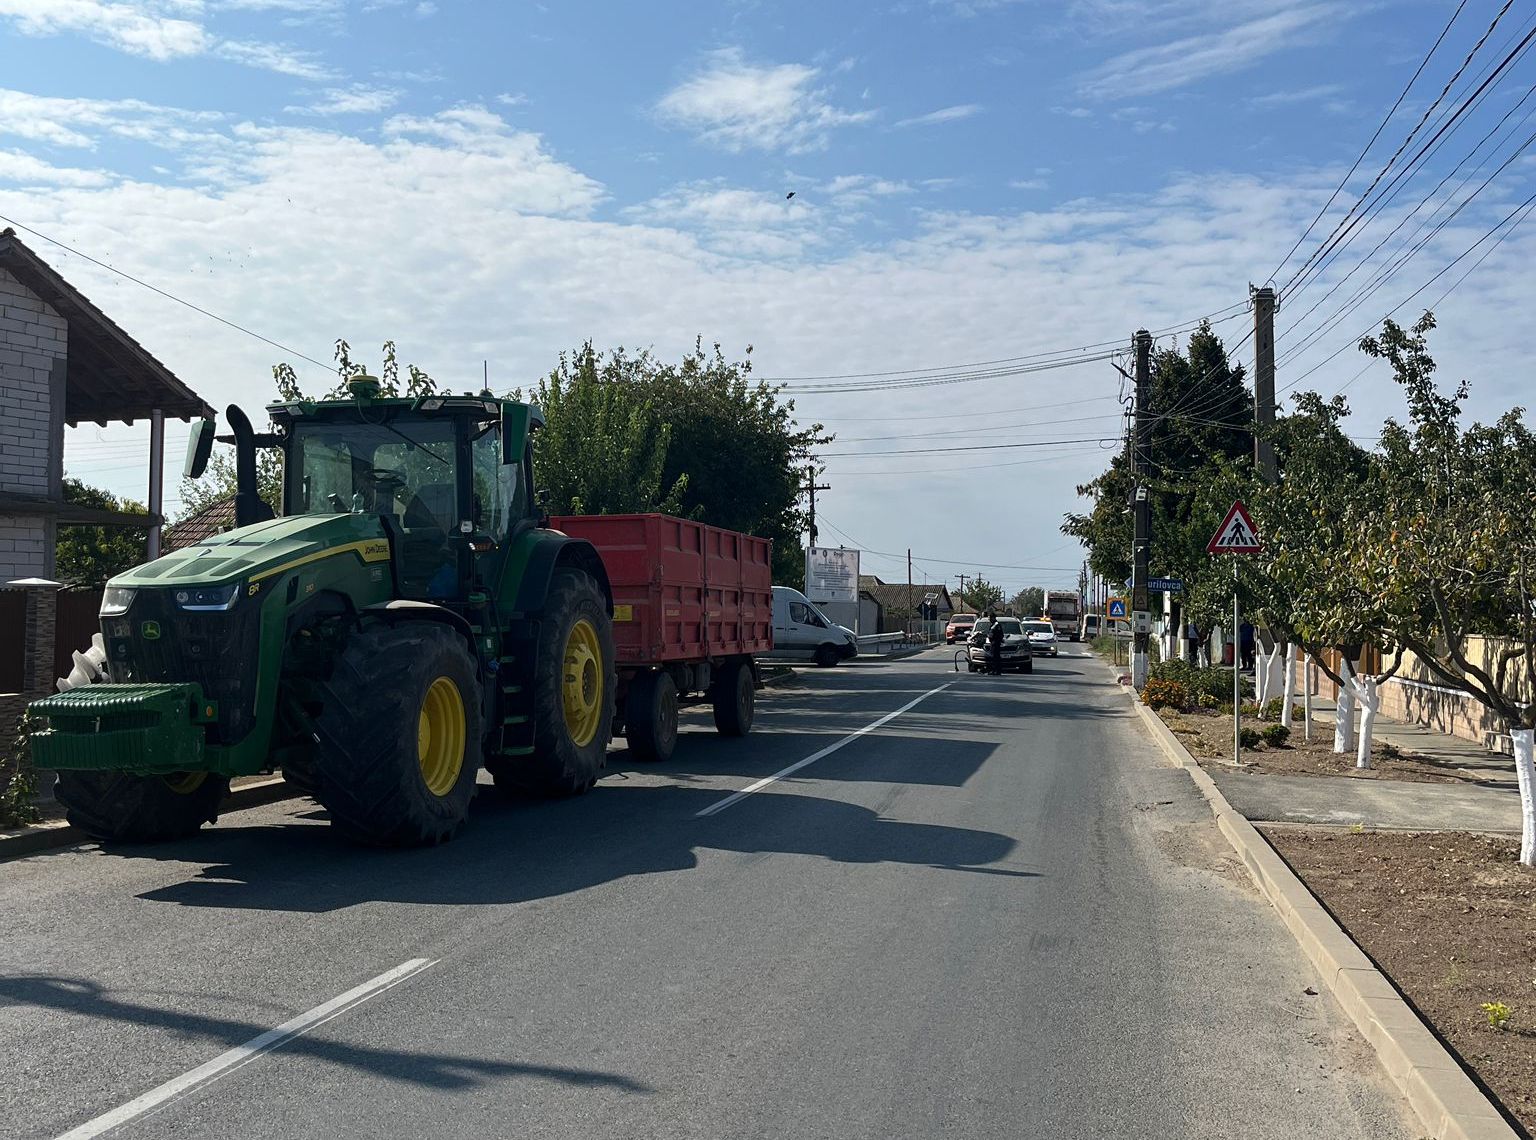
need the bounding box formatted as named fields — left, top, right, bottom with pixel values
left=289, top=416, right=461, bottom=597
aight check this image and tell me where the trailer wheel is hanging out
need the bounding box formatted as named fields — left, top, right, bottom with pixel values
left=625, top=671, right=678, bottom=763
left=492, top=568, right=615, bottom=797
left=712, top=658, right=755, bottom=737
left=311, top=621, right=482, bottom=846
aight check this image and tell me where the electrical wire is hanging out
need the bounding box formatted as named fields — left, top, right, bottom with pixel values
left=0, top=213, right=334, bottom=371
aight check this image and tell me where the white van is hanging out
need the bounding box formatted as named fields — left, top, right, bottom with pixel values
left=769, top=586, right=858, bottom=667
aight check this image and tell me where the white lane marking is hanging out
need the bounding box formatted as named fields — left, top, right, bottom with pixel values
left=55, top=958, right=437, bottom=1140
left=696, top=682, right=954, bottom=817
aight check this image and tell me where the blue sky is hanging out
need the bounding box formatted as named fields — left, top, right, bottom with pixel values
left=1, top=0, right=1530, bottom=594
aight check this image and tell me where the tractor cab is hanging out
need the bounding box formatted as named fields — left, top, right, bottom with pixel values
left=265, top=389, right=535, bottom=602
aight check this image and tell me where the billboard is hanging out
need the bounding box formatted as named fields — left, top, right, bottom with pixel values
left=805, top=546, right=860, bottom=604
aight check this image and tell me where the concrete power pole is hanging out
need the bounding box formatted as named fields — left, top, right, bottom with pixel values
left=1252, top=285, right=1278, bottom=484
left=1131, top=328, right=1153, bottom=689
left=956, top=573, right=970, bottom=613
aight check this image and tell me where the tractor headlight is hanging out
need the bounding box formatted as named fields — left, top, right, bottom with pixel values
left=99, top=586, right=136, bottom=616
left=173, top=582, right=242, bottom=611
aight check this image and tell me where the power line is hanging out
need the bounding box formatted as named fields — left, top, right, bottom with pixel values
left=821, top=435, right=1113, bottom=459
left=1268, top=0, right=1471, bottom=284
left=0, top=213, right=334, bottom=371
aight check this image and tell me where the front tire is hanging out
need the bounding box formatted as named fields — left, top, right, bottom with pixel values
left=712, top=658, right=755, bottom=737
left=813, top=644, right=840, bottom=668
left=625, top=671, right=678, bottom=763
left=493, top=569, right=615, bottom=797
left=57, top=770, right=229, bottom=844
left=311, top=621, right=482, bottom=847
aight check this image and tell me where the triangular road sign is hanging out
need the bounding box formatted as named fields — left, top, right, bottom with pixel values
left=1207, top=501, right=1263, bottom=554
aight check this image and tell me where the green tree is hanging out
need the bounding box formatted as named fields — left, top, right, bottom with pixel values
left=55, top=478, right=148, bottom=584
left=532, top=340, right=829, bottom=584
left=963, top=575, right=1005, bottom=614
left=1010, top=586, right=1045, bottom=616
left=532, top=345, right=688, bottom=516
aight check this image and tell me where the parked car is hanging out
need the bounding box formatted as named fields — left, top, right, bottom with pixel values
left=965, top=617, right=1034, bottom=673
left=1022, top=619, right=1059, bottom=657
left=946, top=613, right=978, bottom=643
left=768, top=586, right=858, bottom=667
left=1081, top=614, right=1101, bottom=640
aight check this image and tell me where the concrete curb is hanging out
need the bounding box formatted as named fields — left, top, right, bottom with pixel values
left=1124, top=689, right=1518, bottom=1140
left=0, top=776, right=297, bottom=863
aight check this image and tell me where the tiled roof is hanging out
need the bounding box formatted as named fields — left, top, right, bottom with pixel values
left=164, top=497, right=236, bottom=551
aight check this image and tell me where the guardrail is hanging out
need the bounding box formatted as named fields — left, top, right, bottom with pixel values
left=856, top=633, right=908, bottom=655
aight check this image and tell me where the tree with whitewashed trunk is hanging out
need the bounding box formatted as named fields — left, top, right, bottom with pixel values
left=1246, top=394, right=1387, bottom=758
left=1355, top=315, right=1536, bottom=865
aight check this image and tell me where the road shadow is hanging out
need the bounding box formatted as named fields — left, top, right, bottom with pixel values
left=0, top=974, right=650, bottom=1095
left=127, top=774, right=1023, bottom=914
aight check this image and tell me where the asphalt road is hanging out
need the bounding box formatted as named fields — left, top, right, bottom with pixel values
left=0, top=647, right=1414, bottom=1139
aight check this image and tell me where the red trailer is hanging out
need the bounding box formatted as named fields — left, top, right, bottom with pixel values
left=551, top=513, right=773, bottom=763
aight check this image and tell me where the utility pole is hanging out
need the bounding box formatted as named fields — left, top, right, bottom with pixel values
left=956, top=573, right=970, bottom=613
left=1252, top=285, right=1278, bottom=484
left=1131, top=328, right=1153, bottom=689
left=803, top=466, right=830, bottom=548
left=907, top=548, right=914, bottom=632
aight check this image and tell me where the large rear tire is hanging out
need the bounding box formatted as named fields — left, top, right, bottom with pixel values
left=712, top=658, right=755, bottom=737
left=311, top=621, right=482, bottom=847
left=491, top=569, right=615, bottom=797
left=625, top=671, right=678, bottom=763
left=51, top=634, right=229, bottom=843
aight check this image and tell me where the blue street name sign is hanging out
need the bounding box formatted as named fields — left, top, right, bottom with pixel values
left=1147, top=577, right=1184, bottom=593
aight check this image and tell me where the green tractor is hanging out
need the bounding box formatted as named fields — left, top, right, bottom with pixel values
left=29, top=376, right=616, bottom=846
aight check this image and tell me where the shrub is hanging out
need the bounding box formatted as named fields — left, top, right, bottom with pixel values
left=1196, top=692, right=1218, bottom=710
left=0, top=713, right=40, bottom=829
left=1150, top=660, right=1233, bottom=704
left=1141, top=678, right=1189, bottom=711
left=1261, top=724, right=1291, bottom=747
left=1482, top=1002, right=1512, bottom=1031
left=1238, top=726, right=1263, bottom=749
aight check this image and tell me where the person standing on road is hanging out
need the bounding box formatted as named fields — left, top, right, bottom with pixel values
left=986, top=612, right=1005, bottom=675
left=1240, top=622, right=1256, bottom=671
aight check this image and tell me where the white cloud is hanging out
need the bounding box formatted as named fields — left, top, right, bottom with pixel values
left=0, top=0, right=211, bottom=60
left=0, top=88, right=224, bottom=150
left=496, top=92, right=528, bottom=107
left=0, top=0, right=336, bottom=77
left=0, top=150, right=115, bottom=187
left=9, top=86, right=1532, bottom=589
left=1010, top=178, right=1047, bottom=190
left=1077, top=5, right=1338, bottom=99
left=894, top=104, right=982, bottom=128
left=287, top=84, right=401, bottom=116
left=656, top=48, right=874, bottom=154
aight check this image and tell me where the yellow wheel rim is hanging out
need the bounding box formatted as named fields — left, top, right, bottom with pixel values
left=562, top=617, right=604, bottom=748
left=417, top=676, right=466, bottom=796
left=163, top=772, right=207, bottom=795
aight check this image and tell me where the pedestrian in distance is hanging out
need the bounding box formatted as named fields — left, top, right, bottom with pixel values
left=986, top=613, right=1005, bottom=675
left=1240, top=622, right=1256, bottom=672
left=1186, top=619, right=1200, bottom=665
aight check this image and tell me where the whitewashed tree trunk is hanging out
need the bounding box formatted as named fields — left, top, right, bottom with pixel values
left=1353, top=676, right=1379, bottom=770
left=1334, top=659, right=1355, bottom=754
left=1265, top=644, right=1285, bottom=713
left=1303, top=657, right=1314, bottom=743
left=1254, top=645, right=1269, bottom=708
left=1512, top=728, right=1536, bottom=868
left=1281, top=643, right=1296, bottom=730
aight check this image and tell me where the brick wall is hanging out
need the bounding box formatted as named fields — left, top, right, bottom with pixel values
left=0, top=515, right=48, bottom=580
left=0, top=265, right=65, bottom=497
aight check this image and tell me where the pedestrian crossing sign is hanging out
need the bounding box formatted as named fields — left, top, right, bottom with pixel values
left=1207, top=501, right=1263, bottom=554
left=1107, top=597, right=1127, bottom=619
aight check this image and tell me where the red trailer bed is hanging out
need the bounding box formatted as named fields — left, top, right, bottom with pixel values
left=552, top=513, right=772, bottom=663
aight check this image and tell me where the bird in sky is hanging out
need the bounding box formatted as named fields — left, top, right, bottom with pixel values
left=785, top=191, right=795, bottom=200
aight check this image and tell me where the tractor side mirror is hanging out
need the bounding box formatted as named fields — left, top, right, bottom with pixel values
left=183, top=417, right=216, bottom=479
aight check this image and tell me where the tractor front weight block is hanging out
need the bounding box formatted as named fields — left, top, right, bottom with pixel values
left=29, top=684, right=219, bottom=777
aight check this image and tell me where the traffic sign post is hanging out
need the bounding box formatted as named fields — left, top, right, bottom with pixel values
left=1208, top=501, right=1263, bottom=767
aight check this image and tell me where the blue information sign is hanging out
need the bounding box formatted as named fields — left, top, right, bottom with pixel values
left=1107, top=598, right=1127, bottom=619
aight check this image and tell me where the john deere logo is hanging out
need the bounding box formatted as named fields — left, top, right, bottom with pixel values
left=141, top=620, right=161, bottom=640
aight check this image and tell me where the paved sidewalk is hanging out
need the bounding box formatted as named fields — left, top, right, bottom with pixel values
left=1208, top=768, right=1523, bottom=833
left=1213, top=695, right=1523, bottom=833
